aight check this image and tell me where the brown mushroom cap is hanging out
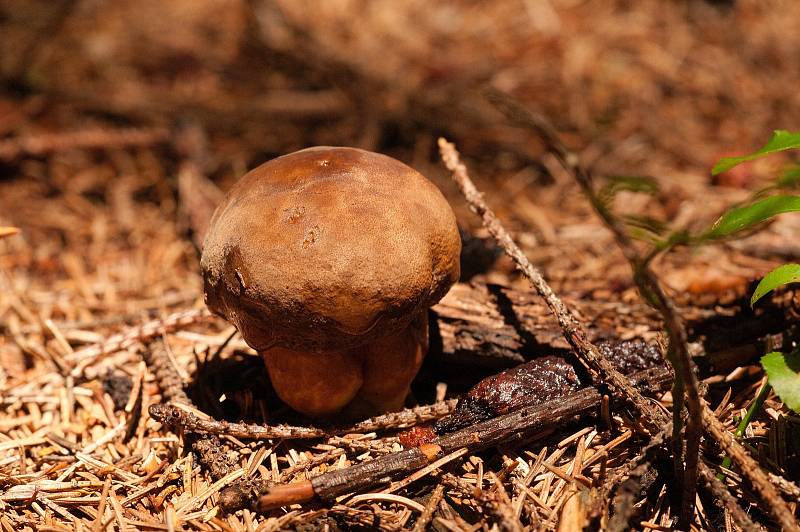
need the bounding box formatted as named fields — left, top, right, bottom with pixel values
left=201, top=147, right=461, bottom=353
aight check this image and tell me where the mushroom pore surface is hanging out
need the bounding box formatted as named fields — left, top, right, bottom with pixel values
left=201, top=147, right=460, bottom=416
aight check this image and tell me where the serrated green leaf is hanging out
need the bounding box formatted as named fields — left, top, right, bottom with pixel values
left=761, top=351, right=800, bottom=414
left=751, top=263, right=800, bottom=306
left=700, top=195, right=800, bottom=240
left=712, top=130, right=800, bottom=176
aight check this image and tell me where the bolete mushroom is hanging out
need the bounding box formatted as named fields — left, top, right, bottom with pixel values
left=201, top=147, right=461, bottom=418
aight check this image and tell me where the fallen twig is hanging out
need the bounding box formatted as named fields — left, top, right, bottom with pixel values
left=254, top=366, right=673, bottom=511
left=411, top=484, right=445, bottom=532
left=348, top=399, right=458, bottom=433
left=149, top=398, right=458, bottom=442
left=149, top=403, right=328, bottom=440
left=219, top=448, right=347, bottom=512
left=142, top=340, right=191, bottom=406
left=769, top=472, right=800, bottom=501
left=257, top=388, right=600, bottom=510
left=438, top=138, right=666, bottom=434
left=200, top=352, right=661, bottom=513
left=486, top=90, right=704, bottom=527
left=698, top=464, right=764, bottom=532
left=481, top=95, right=800, bottom=530
left=439, top=135, right=800, bottom=530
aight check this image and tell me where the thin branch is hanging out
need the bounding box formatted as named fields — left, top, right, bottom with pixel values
left=483, top=92, right=703, bottom=527
left=257, top=387, right=600, bottom=510
left=148, top=404, right=329, bottom=440
left=183, top=355, right=664, bottom=513
left=438, top=138, right=667, bottom=435
left=348, top=399, right=458, bottom=433
left=703, top=407, right=799, bottom=531
left=482, top=92, right=799, bottom=531
left=255, top=367, right=673, bottom=511
left=769, top=472, right=800, bottom=501
left=411, top=484, right=445, bottom=532
left=141, top=340, right=191, bottom=406
left=698, top=463, right=764, bottom=532
left=148, top=399, right=458, bottom=442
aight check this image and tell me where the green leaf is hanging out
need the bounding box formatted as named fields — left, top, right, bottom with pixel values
left=599, top=175, right=659, bottom=203
left=761, top=351, right=800, bottom=414
left=751, top=263, right=800, bottom=306
left=700, top=195, right=800, bottom=240
left=776, top=165, right=800, bottom=189
left=622, top=214, right=667, bottom=236
left=712, top=130, right=800, bottom=175
left=652, top=230, right=691, bottom=252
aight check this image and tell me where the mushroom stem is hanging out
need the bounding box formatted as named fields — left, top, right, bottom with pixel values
left=262, top=346, right=364, bottom=417
left=261, top=313, right=428, bottom=418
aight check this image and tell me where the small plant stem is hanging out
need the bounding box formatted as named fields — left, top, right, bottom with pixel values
left=668, top=345, right=686, bottom=489
left=718, top=378, right=771, bottom=480
left=438, top=139, right=666, bottom=435
left=486, top=90, right=703, bottom=528
left=735, top=379, right=772, bottom=439
left=718, top=334, right=777, bottom=480
left=486, top=91, right=800, bottom=531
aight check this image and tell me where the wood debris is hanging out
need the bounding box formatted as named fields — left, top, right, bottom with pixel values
left=2, top=1, right=800, bottom=529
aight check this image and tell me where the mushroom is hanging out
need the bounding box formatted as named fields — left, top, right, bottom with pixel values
left=201, top=147, right=461, bottom=418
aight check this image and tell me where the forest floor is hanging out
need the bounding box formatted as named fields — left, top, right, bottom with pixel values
left=1, top=1, right=799, bottom=530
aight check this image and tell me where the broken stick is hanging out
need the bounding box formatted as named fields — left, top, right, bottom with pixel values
left=254, top=366, right=672, bottom=511
left=438, top=138, right=667, bottom=435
